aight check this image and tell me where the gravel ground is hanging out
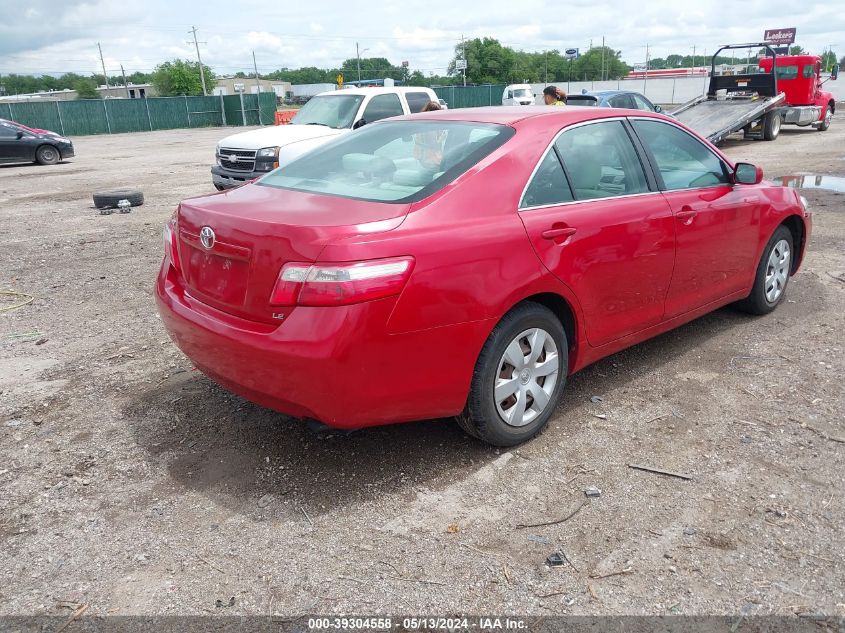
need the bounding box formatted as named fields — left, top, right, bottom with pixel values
left=1, top=118, right=844, bottom=618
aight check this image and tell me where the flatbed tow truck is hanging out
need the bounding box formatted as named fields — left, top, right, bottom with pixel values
left=672, top=42, right=837, bottom=144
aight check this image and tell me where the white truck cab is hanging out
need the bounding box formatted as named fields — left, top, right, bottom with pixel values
left=502, top=84, right=535, bottom=106
left=211, top=86, right=439, bottom=190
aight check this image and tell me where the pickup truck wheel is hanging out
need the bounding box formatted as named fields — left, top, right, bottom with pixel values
left=734, top=226, right=793, bottom=315
left=35, top=145, right=60, bottom=165
left=458, top=302, right=567, bottom=447
left=819, top=103, right=833, bottom=131
left=762, top=111, right=781, bottom=141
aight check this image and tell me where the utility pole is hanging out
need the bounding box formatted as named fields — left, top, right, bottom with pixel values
left=356, top=42, right=361, bottom=82
left=691, top=45, right=696, bottom=70
left=97, top=42, right=109, bottom=88
left=120, top=64, right=129, bottom=98
left=601, top=36, right=605, bottom=81
left=461, top=34, right=466, bottom=86
left=252, top=50, right=261, bottom=94
left=643, top=43, right=650, bottom=95
left=188, top=26, right=208, bottom=96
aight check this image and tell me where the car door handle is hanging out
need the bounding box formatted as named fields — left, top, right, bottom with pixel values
left=675, top=209, right=697, bottom=225
left=541, top=227, right=577, bottom=240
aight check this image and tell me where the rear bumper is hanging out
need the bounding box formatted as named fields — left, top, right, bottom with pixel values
left=155, top=264, right=493, bottom=428
left=211, top=165, right=261, bottom=189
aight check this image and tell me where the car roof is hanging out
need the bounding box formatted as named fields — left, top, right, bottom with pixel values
left=393, top=105, right=662, bottom=125
left=317, top=86, right=435, bottom=97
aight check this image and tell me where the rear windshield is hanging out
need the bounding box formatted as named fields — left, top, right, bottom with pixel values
left=291, top=95, right=364, bottom=129
left=565, top=96, right=599, bottom=106
left=258, top=120, right=514, bottom=203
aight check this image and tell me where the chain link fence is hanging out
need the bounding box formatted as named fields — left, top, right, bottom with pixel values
left=0, top=93, right=277, bottom=136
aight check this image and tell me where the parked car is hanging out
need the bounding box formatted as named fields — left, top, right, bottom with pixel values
left=211, top=86, right=440, bottom=190
left=158, top=106, right=810, bottom=446
left=437, top=99, right=449, bottom=109
left=0, top=119, right=74, bottom=165
left=502, top=84, right=536, bottom=106
left=566, top=90, right=663, bottom=113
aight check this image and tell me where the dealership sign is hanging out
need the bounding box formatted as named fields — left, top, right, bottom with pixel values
left=764, top=28, right=796, bottom=45
left=565, top=48, right=579, bottom=59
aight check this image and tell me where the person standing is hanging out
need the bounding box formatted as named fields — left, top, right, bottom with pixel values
left=542, top=86, right=567, bottom=105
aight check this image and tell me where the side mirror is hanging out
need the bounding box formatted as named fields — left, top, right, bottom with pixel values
left=16, top=131, right=24, bottom=139
left=352, top=118, right=366, bottom=130
left=831, top=65, right=839, bottom=80
left=654, top=104, right=663, bottom=113
left=734, top=162, right=763, bottom=185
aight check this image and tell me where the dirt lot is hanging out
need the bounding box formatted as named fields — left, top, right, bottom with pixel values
left=1, top=118, right=844, bottom=619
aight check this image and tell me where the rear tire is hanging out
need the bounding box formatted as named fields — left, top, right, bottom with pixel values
left=762, top=111, right=781, bottom=141
left=458, top=302, right=567, bottom=447
left=35, top=145, right=60, bottom=165
left=734, top=225, right=793, bottom=315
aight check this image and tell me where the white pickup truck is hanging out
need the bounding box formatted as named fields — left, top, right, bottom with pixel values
left=211, top=86, right=440, bottom=190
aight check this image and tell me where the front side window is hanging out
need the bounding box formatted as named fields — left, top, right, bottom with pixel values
left=406, top=92, right=432, bottom=113
left=291, top=95, right=365, bottom=129
left=520, top=149, right=573, bottom=208
left=555, top=121, right=649, bottom=200
left=259, top=121, right=514, bottom=203
left=632, top=94, right=655, bottom=111
left=361, top=94, right=405, bottom=124
left=632, top=119, right=729, bottom=190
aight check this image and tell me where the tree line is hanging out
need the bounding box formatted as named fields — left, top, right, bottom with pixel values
left=2, top=40, right=843, bottom=98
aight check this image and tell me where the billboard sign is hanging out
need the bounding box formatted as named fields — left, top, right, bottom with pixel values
left=764, top=28, right=796, bottom=45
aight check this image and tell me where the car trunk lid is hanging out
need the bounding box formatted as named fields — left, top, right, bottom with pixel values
left=176, top=184, right=408, bottom=323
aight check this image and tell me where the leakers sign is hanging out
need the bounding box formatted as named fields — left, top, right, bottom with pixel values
left=764, top=28, right=797, bottom=45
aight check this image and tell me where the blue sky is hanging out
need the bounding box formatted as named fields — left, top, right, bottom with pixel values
left=0, top=0, right=842, bottom=77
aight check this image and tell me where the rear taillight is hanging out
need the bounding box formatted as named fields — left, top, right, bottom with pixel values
left=163, top=220, right=180, bottom=272
left=270, top=257, right=414, bottom=307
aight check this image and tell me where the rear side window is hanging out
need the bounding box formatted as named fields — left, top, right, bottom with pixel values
left=555, top=121, right=649, bottom=200
left=775, top=65, right=799, bottom=79
left=361, top=94, right=405, bottom=123
left=259, top=120, right=514, bottom=203
left=608, top=94, right=635, bottom=109
left=632, top=119, right=729, bottom=190
left=520, top=150, right=573, bottom=208
left=406, top=92, right=433, bottom=113
left=0, top=123, right=20, bottom=138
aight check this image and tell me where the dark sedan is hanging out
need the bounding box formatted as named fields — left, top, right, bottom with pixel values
left=0, top=119, right=74, bottom=165
left=566, top=90, right=663, bottom=113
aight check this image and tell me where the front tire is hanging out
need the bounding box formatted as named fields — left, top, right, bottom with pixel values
left=762, top=111, right=781, bottom=141
left=735, top=226, right=793, bottom=315
left=818, top=103, right=833, bottom=131
left=35, top=145, right=60, bottom=165
left=458, top=302, right=567, bottom=446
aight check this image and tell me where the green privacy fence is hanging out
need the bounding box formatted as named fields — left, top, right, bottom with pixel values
left=0, top=93, right=277, bottom=136
left=433, top=84, right=508, bottom=108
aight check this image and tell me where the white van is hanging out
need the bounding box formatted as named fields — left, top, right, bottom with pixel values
left=211, top=86, right=439, bottom=190
left=502, top=84, right=535, bottom=106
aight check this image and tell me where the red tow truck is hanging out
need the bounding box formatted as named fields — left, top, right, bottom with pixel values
left=758, top=54, right=836, bottom=133
left=673, top=43, right=837, bottom=143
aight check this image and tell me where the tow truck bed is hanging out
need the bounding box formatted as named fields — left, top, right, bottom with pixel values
left=673, top=93, right=786, bottom=143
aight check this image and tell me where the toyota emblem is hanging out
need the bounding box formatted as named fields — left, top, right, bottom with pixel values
left=200, top=226, right=215, bottom=249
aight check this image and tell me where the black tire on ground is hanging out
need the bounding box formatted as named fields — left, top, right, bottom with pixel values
left=92, top=190, right=144, bottom=209
left=458, top=302, right=568, bottom=447
left=214, top=184, right=226, bottom=191
left=818, top=103, right=833, bottom=131
left=762, top=111, right=781, bottom=141
left=734, top=225, right=794, bottom=315
left=35, top=145, right=60, bottom=165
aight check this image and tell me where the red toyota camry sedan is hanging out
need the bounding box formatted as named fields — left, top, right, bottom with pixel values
left=156, top=106, right=811, bottom=446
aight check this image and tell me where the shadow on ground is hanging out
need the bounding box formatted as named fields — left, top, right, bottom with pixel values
left=125, top=297, right=813, bottom=520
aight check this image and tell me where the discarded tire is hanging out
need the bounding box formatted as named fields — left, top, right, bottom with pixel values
left=93, top=190, right=144, bottom=209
